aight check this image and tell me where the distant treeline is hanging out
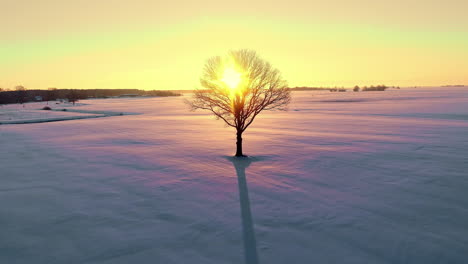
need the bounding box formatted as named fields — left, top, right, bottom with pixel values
left=291, top=85, right=395, bottom=92
left=290, top=87, right=331, bottom=91
left=361, top=85, right=389, bottom=91
left=0, top=88, right=181, bottom=105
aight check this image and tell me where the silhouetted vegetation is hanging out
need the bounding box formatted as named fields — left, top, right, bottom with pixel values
left=0, top=88, right=6, bottom=106
left=291, top=85, right=392, bottom=92
left=0, top=88, right=181, bottom=105
left=188, top=49, right=290, bottom=157
left=330, top=88, right=347, bottom=92
left=144, top=90, right=182, bottom=97
left=44, top=88, right=59, bottom=104
left=362, top=85, right=388, bottom=91
left=290, top=86, right=346, bottom=92
left=67, top=90, right=79, bottom=105
left=290, top=87, right=330, bottom=91
left=15, top=86, right=27, bottom=106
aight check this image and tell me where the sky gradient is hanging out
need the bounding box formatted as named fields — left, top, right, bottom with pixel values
left=1, top=0, right=467, bottom=90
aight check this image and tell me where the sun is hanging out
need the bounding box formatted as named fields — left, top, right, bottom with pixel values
left=221, top=67, right=242, bottom=89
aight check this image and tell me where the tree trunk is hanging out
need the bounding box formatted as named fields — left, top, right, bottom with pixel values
left=235, top=131, right=245, bottom=157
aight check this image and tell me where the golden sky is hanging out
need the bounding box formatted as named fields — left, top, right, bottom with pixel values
left=1, top=0, right=467, bottom=90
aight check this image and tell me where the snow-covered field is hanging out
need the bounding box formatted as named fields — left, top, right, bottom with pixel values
left=0, top=102, right=128, bottom=124
left=1, top=88, right=467, bottom=264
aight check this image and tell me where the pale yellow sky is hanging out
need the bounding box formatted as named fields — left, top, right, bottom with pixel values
left=1, top=0, right=467, bottom=89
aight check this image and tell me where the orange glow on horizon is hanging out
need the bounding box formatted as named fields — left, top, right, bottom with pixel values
left=1, top=1, right=467, bottom=89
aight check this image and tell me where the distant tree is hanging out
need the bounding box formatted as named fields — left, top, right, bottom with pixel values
left=353, top=85, right=360, bottom=92
left=188, top=49, right=291, bottom=157
left=67, top=89, right=79, bottom=105
left=145, top=90, right=181, bottom=97
left=362, top=85, right=387, bottom=92
left=15, top=85, right=27, bottom=106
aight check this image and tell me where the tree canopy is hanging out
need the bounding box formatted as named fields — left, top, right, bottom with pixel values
left=188, top=49, right=291, bottom=156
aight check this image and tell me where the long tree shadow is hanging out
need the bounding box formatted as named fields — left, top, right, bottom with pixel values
left=228, top=157, right=260, bottom=264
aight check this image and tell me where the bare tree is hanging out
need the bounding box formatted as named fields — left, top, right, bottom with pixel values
left=188, top=50, right=291, bottom=157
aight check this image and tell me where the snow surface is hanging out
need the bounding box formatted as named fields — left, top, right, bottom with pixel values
left=0, top=101, right=130, bottom=124
left=1, top=88, right=468, bottom=263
